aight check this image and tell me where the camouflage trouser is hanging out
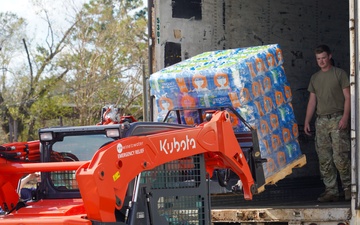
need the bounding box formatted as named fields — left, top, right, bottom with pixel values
left=315, top=114, right=351, bottom=195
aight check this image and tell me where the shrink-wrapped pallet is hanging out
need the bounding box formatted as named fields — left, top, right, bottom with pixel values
left=149, top=44, right=304, bottom=180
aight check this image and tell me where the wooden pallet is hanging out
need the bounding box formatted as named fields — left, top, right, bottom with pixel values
left=257, top=154, right=307, bottom=193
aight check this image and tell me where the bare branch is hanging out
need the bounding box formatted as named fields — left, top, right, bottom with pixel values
left=43, top=10, right=55, bottom=52
left=34, top=18, right=79, bottom=83
left=22, top=38, right=34, bottom=97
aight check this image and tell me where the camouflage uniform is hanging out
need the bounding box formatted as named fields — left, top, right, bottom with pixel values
left=315, top=114, right=351, bottom=195
left=307, top=46, right=351, bottom=201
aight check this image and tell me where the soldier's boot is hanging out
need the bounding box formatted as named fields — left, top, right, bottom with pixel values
left=344, top=188, right=351, bottom=201
left=317, top=192, right=339, bottom=202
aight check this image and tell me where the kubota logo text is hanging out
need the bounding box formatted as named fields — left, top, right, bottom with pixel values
left=160, top=135, right=196, bottom=154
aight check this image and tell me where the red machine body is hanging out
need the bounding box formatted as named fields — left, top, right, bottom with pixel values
left=0, top=111, right=255, bottom=224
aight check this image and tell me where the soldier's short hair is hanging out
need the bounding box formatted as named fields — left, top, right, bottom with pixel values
left=315, top=44, right=332, bottom=55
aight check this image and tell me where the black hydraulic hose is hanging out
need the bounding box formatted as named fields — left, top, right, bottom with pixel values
left=127, top=173, right=142, bottom=225
left=145, top=189, right=153, bottom=225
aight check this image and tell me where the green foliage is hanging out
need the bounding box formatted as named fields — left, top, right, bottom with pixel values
left=63, top=0, right=148, bottom=125
left=0, top=6, right=74, bottom=141
left=0, top=0, right=148, bottom=141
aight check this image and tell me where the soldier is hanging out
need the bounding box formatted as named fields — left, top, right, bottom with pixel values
left=304, top=44, right=351, bottom=202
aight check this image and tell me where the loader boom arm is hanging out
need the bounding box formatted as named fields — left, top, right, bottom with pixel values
left=76, top=111, right=255, bottom=222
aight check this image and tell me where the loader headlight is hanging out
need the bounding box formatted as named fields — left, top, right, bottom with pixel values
left=40, top=132, right=53, bottom=141
left=106, top=129, right=120, bottom=138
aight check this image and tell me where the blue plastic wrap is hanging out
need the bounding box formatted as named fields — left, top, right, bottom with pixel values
left=149, top=44, right=302, bottom=178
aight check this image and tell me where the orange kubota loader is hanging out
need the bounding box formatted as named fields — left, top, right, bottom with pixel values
left=0, top=108, right=265, bottom=225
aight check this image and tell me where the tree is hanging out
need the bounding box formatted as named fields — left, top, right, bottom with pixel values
left=63, top=0, right=148, bottom=125
left=0, top=12, right=29, bottom=142
left=0, top=8, right=80, bottom=141
left=0, top=0, right=148, bottom=141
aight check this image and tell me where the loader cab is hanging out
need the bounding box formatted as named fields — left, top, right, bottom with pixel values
left=34, top=122, right=192, bottom=201
left=37, top=124, right=122, bottom=200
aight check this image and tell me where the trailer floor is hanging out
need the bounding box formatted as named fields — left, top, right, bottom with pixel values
left=210, top=176, right=350, bottom=209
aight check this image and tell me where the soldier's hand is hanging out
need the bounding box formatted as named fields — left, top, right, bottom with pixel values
left=304, top=123, right=312, bottom=136
left=338, top=117, right=348, bottom=130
